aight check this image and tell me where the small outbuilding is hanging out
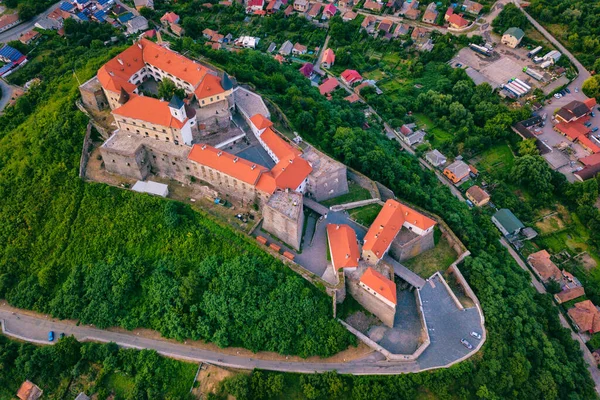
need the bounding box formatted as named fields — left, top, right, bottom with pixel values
left=131, top=180, right=169, bottom=197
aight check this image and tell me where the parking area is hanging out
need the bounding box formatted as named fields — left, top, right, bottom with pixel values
left=416, top=274, right=483, bottom=369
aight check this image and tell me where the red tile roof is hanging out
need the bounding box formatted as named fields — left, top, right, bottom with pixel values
left=345, top=93, right=360, bottom=103
left=188, top=144, right=268, bottom=185
left=270, top=156, right=312, bottom=191
left=319, top=77, right=339, bottom=95
left=448, top=13, right=468, bottom=28
left=568, top=300, right=600, bottom=333
left=327, top=224, right=360, bottom=269
left=527, top=250, right=562, bottom=281
left=112, top=94, right=188, bottom=128
left=555, top=121, right=589, bottom=140
left=19, top=30, right=40, bottom=44
left=0, top=13, right=19, bottom=29
left=580, top=153, right=600, bottom=166
left=360, top=268, right=397, bottom=305
left=194, top=73, right=226, bottom=100
left=260, top=127, right=301, bottom=161
left=324, top=3, right=337, bottom=16
left=585, top=98, right=597, bottom=110
left=341, top=69, right=362, bottom=84
left=322, top=48, right=335, bottom=65
left=250, top=114, right=274, bottom=131
left=363, top=199, right=436, bottom=259
left=577, top=135, right=600, bottom=153
left=161, top=12, right=179, bottom=23
left=556, top=286, right=585, bottom=303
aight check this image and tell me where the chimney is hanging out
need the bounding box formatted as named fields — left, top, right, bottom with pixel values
left=217, top=151, right=223, bottom=156
left=336, top=225, right=340, bottom=230
left=201, top=145, right=207, bottom=150
left=117, top=58, right=123, bottom=65
left=251, top=164, right=256, bottom=170
left=233, top=157, right=239, bottom=163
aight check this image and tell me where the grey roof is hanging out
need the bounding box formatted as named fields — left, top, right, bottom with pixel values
left=75, top=393, right=91, bottom=400
left=221, top=73, right=233, bottom=90
left=132, top=180, right=169, bottom=197
left=426, top=149, right=446, bottom=164
left=233, top=86, right=271, bottom=120
left=279, top=40, right=293, bottom=55
left=126, top=16, right=149, bottom=34
left=267, top=42, right=277, bottom=53
left=406, top=129, right=426, bottom=145
left=493, top=209, right=524, bottom=234
left=504, top=27, right=524, bottom=40
left=168, top=94, right=184, bottom=109
left=445, top=160, right=470, bottom=178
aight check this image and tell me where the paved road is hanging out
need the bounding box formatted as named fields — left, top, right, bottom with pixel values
left=499, top=237, right=600, bottom=394
left=0, top=301, right=484, bottom=374
left=312, top=34, right=330, bottom=74
left=0, top=2, right=61, bottom=43
left=0, top=78, right=15, bottom=112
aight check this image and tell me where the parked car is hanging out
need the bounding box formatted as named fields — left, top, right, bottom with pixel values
left=554, top=93, right=562, bottom=99
left=460, top=338, right=473, bottom=349
left=565, top=87, right=571, bottom=93
left=48, top=331, right=54, bottom=342
left=455, top=63, right=462, bottom=67
left=592, top=127, right=599, bottom=133
left=591, top=112, right=596, bottom=117
left=575, top=87, right=579, bottom=93
left=60, top=333, right=65, bottom=339
left=585, top=122, right=592, bottom=127
left=470, top=331, right=482, bottom=340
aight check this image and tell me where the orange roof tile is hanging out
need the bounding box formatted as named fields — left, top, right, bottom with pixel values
left=256, top=236, right=268, bottom=244
left=556, top=121, right=589, bottom=140
left=283, top=251, right=295, bottom=260
left=188, top=144, right=268, bottom=185
left=194, top=73, right=226, bottom=100
left=19, top=30, right=40, bottom=44
left=360, top=267, right=397, bottom=305
left=112, top=95, right=188, bottom=128
left=327, top=224, right=360, bottom=269
left=269, top=243, right=281, bottom=252
left=270, top=156, right=312, bottom=191
left=528, top=250, right=562, bottom=281
left=363, top=199, right=436, bottom=259
left=577, top=135, right=600, bottom=153
left=585, top=98, right=597, bottom=110
left=260, top=127, right=301, bottom=161
left=556, top=286, right=585, bottom=303
left=250, top=114, right=274, bottom=131
left=97, top=42, right=145, bottom=93
left=568, top=300, right=600, bottom=333
left=322, top=48, right=335, bottom=65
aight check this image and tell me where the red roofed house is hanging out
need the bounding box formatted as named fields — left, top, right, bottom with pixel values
left=19, top=30, right=40, bottom=45
left=17, top=381, right=43, bottom=400
left=447, top=12, right=469, bottom=28
left=360, top=267, right=397, bottom=309
left=580, top=152, right=600, bottom=167
left=0, top=13, right=21, bottom=33
left=321, top=48, right=335, bottom=68
left=246, top=0, right=265, bottom=12
left=555, top=286, right=585, bottom=304
left=327, top=224, right=360, bottom=272
left=323, top=3, right=337, bottom=18
left=554, top=120, right=589, bottom=141
left=362, top=199, right=436, bottom=265
left=341, top=69, right=362, bottom=85
left=299, top=62, right=314, bottom=78
left=319, top=77, right=339, bottom=95
left=345, top=93, right=360, bottom=103
left=568, top=300, right=600, bottom=334
left=160, top=12, right=180, bottom=26
left=527, top=250, right=562, bottom=282
left=578, top=135, right=600, bottom=154
left=363, top=0, right=383, bottom=12
left=292, top=43, right=307, bottom=55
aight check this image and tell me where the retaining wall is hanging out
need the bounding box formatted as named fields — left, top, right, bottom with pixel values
left=79, top=123, right=93, bottom=178
left=348, top=168, right=380, bottom=199
left=330, top=198, right=380, bottom=212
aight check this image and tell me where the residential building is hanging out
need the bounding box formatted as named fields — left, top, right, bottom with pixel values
left=363, top=0, right=383, bottom=12
left=0, top=13, right=20, bottom=33
left=527, top=250, right=562, bottom=282
left=299, top=63, right=314, bottom=78
left=17, top=381, right=43, bottom=400
left=292, top=43, right=307, bottom=55
left=398, top=124, right=426, bottom=146
left=462, top=0, right=483, bottom=15
left=35, top=17, right=63, bottom=30
left=411, top=26, right=429, bottom=42
left=279, top=40, right=293, bottom=55
left=307, top=2, right=322, bottom=19
left=321, top=48, right=335, bottom=68
left=294, top=0, right=309, bottom=12
left=556, top=100, right=593, bottom=124
left=236, top=36, right=260, bottom=48
left=342, top=10, right=357, bottom=21
left=171, top=23, right=185, bottom=37
left=443, top=160, right=469, bottom=183
left=405, top=7, right=421, bottom=20
left=19, top=30, right=40, bottom=45
left=394, top=23, right=410, bottom=36
left=465, top=185, right=490, bottom=207
left=447, top=11, right=469, bottom=28
left=362, top=199, right=436, bottom=265
left=378, top=19, right=393, bottom=33
left=341, top=69, right=363, bottom=85
left=359, top=267, right=397, bottom=309
left=345, top=93, right=360, bottom=103
left=327, top=224, right=360, bottom=272
left=339, top=0, right=354, bottom=9
left=501, top=27, right=525, bottom=48
left=323, top=3, right=337, bottom=18
left=422, top=3, right=438, bottom=24
left=126, top=16, right=149, bottom=35
left=160, top=12, right=179, bottom=26
left=361, top=15, right=377, bottom=34
left=568, top=300, right=600, bottom=334
left=246, top=0, right=265, bottom=12
left=425, top=149, right=446, bottom=167
left=491, top=208, right=524, bottom=238
left=134, top=0, right=154, bottom=9
left=555, top=286, right=585, bottom=304
left=319, top=77, right=339, bottom=95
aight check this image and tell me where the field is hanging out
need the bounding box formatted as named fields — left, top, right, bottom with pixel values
left=413, top=113, right=454, bottom=147
left=403, top=231, right=458, bottom=279
left=473, top=143, right=515, bottom=175
left=321, top=182, right=372, bottom=207
left=348, top=203, right=382, bottom=226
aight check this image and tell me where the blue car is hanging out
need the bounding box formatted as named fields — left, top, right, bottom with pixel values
left=592, top=127, right=599, bottom=133
left=48, top=331, right=54, bottom=342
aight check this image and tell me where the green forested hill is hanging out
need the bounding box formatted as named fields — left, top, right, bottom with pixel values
left=0, top=31, right=354, bottom=358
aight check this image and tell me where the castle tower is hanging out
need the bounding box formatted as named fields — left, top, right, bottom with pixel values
left=168, top=95, right=186, bottom=123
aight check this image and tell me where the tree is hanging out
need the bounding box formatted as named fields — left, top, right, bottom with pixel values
left=545, top=279, right=561, bottom=294
left=511, top=155, right=554, bottom=202
left=518, top=138, right=539, bottom=156
left=582, top=76, right=600, bottom=100
left=158, top=78, right=185, bottom=100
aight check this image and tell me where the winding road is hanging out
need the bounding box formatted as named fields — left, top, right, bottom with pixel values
left=0, top=2, right=61, bottom=43
left=0, top=78, right=15, bottom=112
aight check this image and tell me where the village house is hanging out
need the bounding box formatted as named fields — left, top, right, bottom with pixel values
left=363, top=0, right=383, bottom=12
left=425, top=149, right=447, bottom=167
left=339, top=0, right=354, bottom=9
left=465, top=185, right=490, bottom=207
left=422, top=3, right=439, bottom=24
left=462, top=0, right=483, bottom=15
left=342, top=10, right=358, bottom=21
left=17, top=381, right=43, bottom=400
left=319, top=77, right=339, bottom=95
left=294, top=0, right=309, bottom=12
left=555, top=286, right=585, bottom=304
left=501, top=27, right=525, bottom=48
left=443, top=160, right=470, bottom=183
left=527, top=250, right=562, bottom=282
left=378, top=18, right=393, bottom=33
left=307, top=2, right=323, bottom=19
left=362, top=199, right=436, bottom=265
left=246, top=0, right=265, bottom=13
left=160, top=11, right=179, bottom=26
left=19, top=30, right=40, bottom=45
left=327, top=224, right=360, bottom=272
left=445, top=8, right=469, bottom=29
left=568, top=300, right=600, bottom=334
left=323, top=3, right=337, bottom=18
left=134, top=0, right=154, bottom=9
left=279, top=40, right=294, bottom=55
left=299, top=62, right=314, bottom=78
left=321, top=48, right=335, bottom=68
left=556, top=99, right=595, bottom=124
left=292, top=43, right=308, bottom=55
left=491, top=209, right=524, bottom=238
left=0, top=13, right=20, bottom=33
left=341, top=69, right=363, bottom=85
left=394, top=23, right=410, bottom=36
left=361, top=15, right=378, bottom=34
left=398, top=123, right=426, bottom=146
left=126, top=16, right=149, bottom=35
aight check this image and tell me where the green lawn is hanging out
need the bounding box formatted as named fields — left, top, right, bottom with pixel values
left=474, top=143, right=515, bottom=175
left=363, top=69, right=386, bottom=81
left=105, top=373, right=135, bottom=398
left=348, top=203, right=382, bottom=227
left=403, top=235, right=458, bottom=279
left=412, top=113, right=454, bottom=146
left=321, top=183, right=372, bottom=207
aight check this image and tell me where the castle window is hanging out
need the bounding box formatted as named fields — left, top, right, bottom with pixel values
left=136, top=129, right=140, bottom=133
left=145, top=132, right=149, bottom=137
left=126, top=127, right=130, bottom=131
left=155, top=135, right=159, bottom=139
left=166, top=137, right=170, bottom=141
left=162, top=129, right=166, bottom=133
left=112, top=160, right=115, bottom=163
left=186, top=167, right=189, bottom=170
left=210, top=97, right=213, bottom=102
left=126, top=163, right=130, bottom=166
left=172, top=162, right=176, bottom=166
left=174, top=140, right=179, bottom=145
